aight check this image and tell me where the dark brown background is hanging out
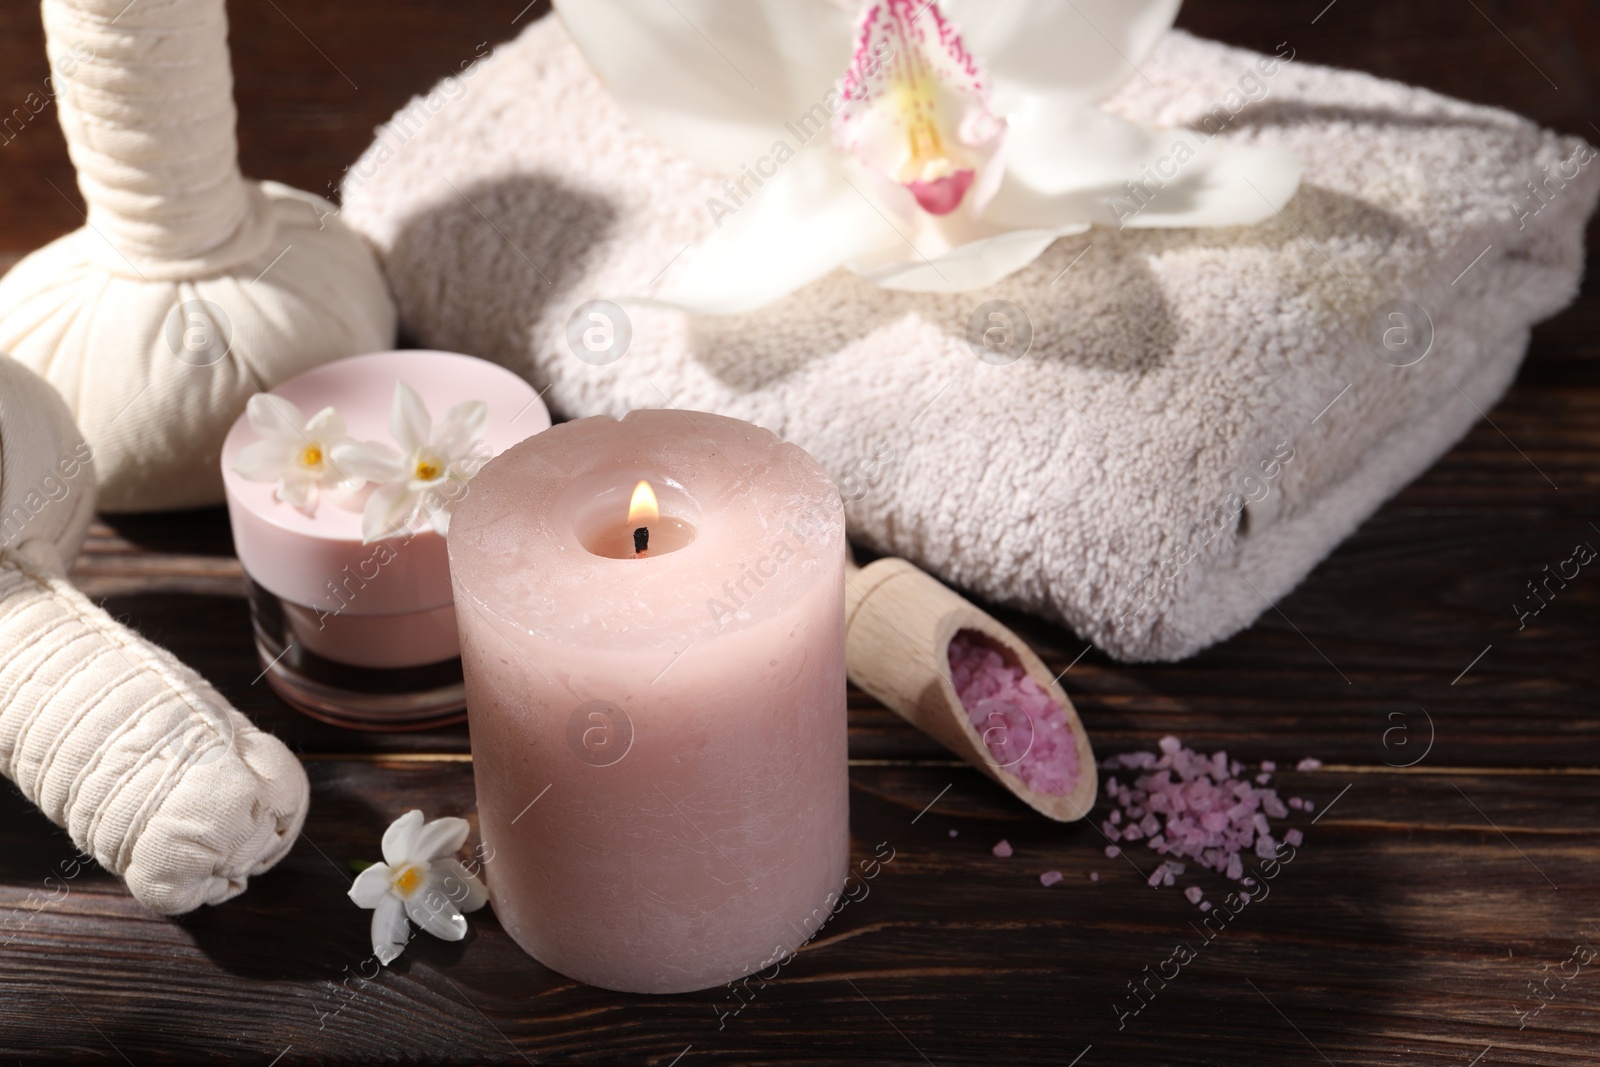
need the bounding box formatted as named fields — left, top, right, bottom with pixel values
left=2, top=1, right=1598, bottom=1064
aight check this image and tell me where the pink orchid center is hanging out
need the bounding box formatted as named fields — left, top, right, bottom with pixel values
left=834, top=1, right=1003, bottom=219
left=908, top=168, right=975, bottom=216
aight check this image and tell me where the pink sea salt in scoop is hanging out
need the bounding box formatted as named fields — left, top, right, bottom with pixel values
left=948, top=631, right=1080, bottom=797
left=847, top=563, right=1097, bottom=823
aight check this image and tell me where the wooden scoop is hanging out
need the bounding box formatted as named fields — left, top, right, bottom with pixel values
left=844, top=555, right=1098, bottom=823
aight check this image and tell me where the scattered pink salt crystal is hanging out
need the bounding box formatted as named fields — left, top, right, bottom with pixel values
left=1288, top=797, right=1304, bottom=811
left=948, top=829, right=959, bottom=837
left=1105, top=845, right=1121, bottom=858
left=1098, top=736, right=1310, bottom=891
left=1285, top=829, right=1303, bottom=847
left=1297, top=758, right=1322, bottom=772
left=992, top=840, right=1014, bottom=859
left=1040, top=871, right=1064, bottom=887
left=1199, top=901, right=1212, bottom=912
left=1184, top=886, right=1204, bottom=905
left=1304, top=800, right=1315, bottom=811
left=948, top=631, right=1080, bottom=796
left=1089, top=871, right=1100, bottom=882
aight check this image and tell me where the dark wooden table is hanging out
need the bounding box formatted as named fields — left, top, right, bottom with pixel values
left=3, top=2, right=1598, bottom=1064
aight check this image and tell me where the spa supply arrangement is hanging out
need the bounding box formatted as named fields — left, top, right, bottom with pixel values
left=0, top=0, right=1595, bottom=1014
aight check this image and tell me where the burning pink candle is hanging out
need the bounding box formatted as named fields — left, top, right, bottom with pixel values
left=448, top=410, right=849, bottom=994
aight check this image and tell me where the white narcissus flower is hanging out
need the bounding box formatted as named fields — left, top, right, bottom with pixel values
left=555, top=0, right=1302, bottom=314
left=331, top=381, right=489, bottom=544
left=231, top=394, right=363, bottom=515
left=348, top=810, right=490, bottom=966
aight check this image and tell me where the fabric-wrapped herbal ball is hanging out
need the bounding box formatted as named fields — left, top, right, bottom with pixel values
left=0, top=353, right=310, bottom=914
left=0, top=0, right=395, bottom=512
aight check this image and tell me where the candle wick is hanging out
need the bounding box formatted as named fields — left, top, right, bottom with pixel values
left=633, top=526, right=650, bottom=559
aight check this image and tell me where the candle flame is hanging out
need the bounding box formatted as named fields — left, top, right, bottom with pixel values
left=627, top=479, right=659, bottom=527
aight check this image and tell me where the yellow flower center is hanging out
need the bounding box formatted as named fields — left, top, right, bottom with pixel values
left=414, top=457, right=442, bottom=482
left=300, top=444, right=324, bottom=470
left=390, top=863, right=425, bottom=898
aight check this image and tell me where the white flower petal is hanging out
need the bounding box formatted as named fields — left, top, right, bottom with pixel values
left=433, top=859, right=490, bottom=914
left=246, top=393, right=306, bottom=443
left=349, top=863, right=395, bottom=909
left=433, top=401, right=488, bottom=460
left=991, top=103, right=1173, bottom=206
left=982, top=106, right=1302, bottom=233
left=303, top=406, right=348, bottom=442
left=652, top=148, right=903, bottom=315
left=390, top=381, right=432, bottom=454
left=232, top=439, right=290, bottom=483
left=405, top=893, right=468, bottom=942
left=944, top=0, right=1179, bottom=108
left=372, top=894, right=411, bottom=966
left=410, top=815, right=471, bottom=862
left=1116, top=142, right=1302, bottom=230
left=858, top=225, right=1085, bottom=293
left=321, top=473, right=366, bottom=505
left=277, top=474, right=319, bottom=515
left=430, top=505, right=452, bottom=538
left=362, top=479, right=419, bottom=544
left=381, top=810, right=425, bottom=866
left=331, top=439, right=405, bottom=484
left=555, top=0, right=856, bottom=173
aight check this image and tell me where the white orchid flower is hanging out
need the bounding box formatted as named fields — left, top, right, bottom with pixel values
left=348, top=810, right=490, bottom=966
left=231, top=394, right=362, bottom=515
left=555, top=0, right=1301, bottom=314
left=332, top=381, right=489, bottom=544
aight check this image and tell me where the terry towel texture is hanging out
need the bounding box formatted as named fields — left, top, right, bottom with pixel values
left=339, top=19, right=1598, bottom=661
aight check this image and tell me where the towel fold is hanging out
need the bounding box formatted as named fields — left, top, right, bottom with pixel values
left=339, top=20, right=1598, bottom=660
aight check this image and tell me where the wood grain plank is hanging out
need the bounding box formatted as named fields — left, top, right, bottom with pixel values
left=2, top=761, right=1596, bottom=1065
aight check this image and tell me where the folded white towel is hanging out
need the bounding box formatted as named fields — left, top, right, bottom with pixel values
left=339, top=20, right=1598, bottom=660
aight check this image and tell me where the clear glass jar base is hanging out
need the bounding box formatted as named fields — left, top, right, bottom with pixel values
left=249, top=579, right=467, bottom=731
left=254, top=636, right=467, bottom=731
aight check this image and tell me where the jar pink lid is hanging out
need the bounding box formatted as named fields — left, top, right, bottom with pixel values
left=221, top=351, right=548, bottom=616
